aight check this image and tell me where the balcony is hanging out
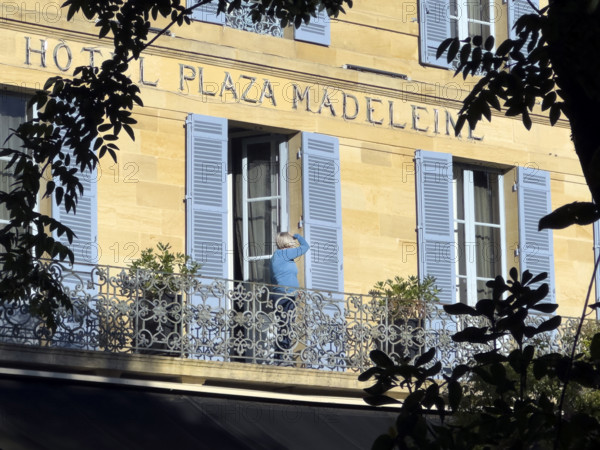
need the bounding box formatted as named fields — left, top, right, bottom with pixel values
left=0, top=261, right=584, bottom=374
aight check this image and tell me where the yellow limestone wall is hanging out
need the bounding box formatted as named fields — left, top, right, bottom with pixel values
left=0, top=0, right=590, bottom=318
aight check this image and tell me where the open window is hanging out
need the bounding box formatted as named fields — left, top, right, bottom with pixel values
left=416, top=150, right=554, bottom=305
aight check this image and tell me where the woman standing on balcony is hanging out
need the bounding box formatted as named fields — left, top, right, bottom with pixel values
left=270, top=232, right=310, bottom=361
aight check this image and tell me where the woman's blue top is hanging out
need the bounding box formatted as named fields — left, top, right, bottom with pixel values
left=270, top=234, right=310, bottom=293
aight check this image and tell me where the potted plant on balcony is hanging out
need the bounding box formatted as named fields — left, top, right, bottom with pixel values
left=369, top=275, right=440, bottom=361
left=127, top=242, right=201, bottom=355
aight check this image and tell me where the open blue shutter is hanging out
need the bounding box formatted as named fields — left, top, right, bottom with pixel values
left=517, top=166, right=555, bottom=301
left=186, top=114, right=228, bottom=281
left=594, top=220, right=600, bottom=317
left=301, top=133, right=343, bottom=292
left=419, top=0, right=452, bottom=69
left=294, top=9, right=330, bottom=46
left=188, top=0, right=225, bottom=25
left=415, top=150, right=455, bottom=303
left=507, top=0, right=539, bottom=40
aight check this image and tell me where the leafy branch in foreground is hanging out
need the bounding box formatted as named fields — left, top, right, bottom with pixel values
left=0, top=0, right=352, bottom=329
left=361, top=268, right=600, bottom=449
left=437, top=0, right=600, bottom=209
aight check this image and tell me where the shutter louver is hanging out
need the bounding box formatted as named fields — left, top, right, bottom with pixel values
left=301, top=132, right=343, bottom=293
left=415, top=150, right=456, bottom=303
left=517, top=166, right=555, bottom=302
left=185, top=114, right=228, bottom=281
left=294, top=9, right=330, bottom=46
left=419, top=0, right=452, bottom=69
left=188, top=0, right=225, bottom=25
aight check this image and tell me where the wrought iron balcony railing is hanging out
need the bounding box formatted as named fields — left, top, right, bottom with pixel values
left=0, top=261, right=588, bottom=372
left=225, top=3, right=283, bottom=37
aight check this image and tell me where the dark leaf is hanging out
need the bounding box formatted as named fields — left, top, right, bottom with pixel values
left=370, top=350, right=395, bottom=368
left=358, top=367, right=381, bottom=382
left=437, top=38, right=454, bottom=59
left=444, top=303, right=479, bottom=316
left=538, top=202, right=600, bottom=230
left=590, top=333, right=600, bottom=361
left=536, top=316, right=562, bottom=334
left=415, top=347, right=435, bottom=367
left=529, top=302, right=558, bottom=314
left=364, top=395, right=399, bottom=407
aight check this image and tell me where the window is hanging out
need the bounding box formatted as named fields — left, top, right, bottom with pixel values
left=230, top=133, right=288, bottom=283
left=0, top=92, right=31, bottom=228
left=187, top=0, right=331, bottom=46
left=185, top=114, right=343, bottom=292
left=419, top=0, right=538, bottom=69
left=453, top=165, right=505, bottom=305
left=415, top=150, right=554, bottom=305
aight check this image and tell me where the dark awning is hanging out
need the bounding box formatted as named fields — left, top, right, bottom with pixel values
left=0, top=374, right=398, bottom=449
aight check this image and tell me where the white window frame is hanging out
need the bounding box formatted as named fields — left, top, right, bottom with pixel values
left=241, top=136, right=288, bottom=282
left=450, top=0, right=496, bottom=41
left=453, top=166, right=506, bottom=305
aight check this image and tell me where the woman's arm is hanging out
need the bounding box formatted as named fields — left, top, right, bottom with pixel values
left=279, top=234, right=310, bottom=260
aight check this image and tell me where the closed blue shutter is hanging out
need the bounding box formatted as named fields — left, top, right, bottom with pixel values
left=419, top=0, right=452, bottom=69
left=52, top=135, right=98, bottom=349
left=415, top=150, right=455, bottom=303
left=517, top=166, right=555, bottom=301
left=185, top=114, right=228, bottom=281
left=507, top=0, right=539, bottom=41
left=52, top=144, right=98, bottom=268
left=301, top=132, right=343, bottom=292
left=594, top=220, right=600, bottom=317
left=294, top=9, right=330, bottom=46
left=188, top=0, right=225, bottom=25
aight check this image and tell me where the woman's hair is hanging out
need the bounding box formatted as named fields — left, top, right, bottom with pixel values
left=276, top=232, right=296, bottom=249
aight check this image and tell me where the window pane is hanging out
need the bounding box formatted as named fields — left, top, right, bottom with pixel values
left=246, top=142, right=279, bottom=199
left=453, top=166, right=465, bottom=220
left=475, top=225, right=501, bottom=279
left=468, top=22, right=491, bottom=41
left=477, top=279, right=493, bottom=301
left=457, top=277, right=468, bottom=304
left=455, top=222, right=467, bottom=276
left=248, top=199, right=278, bottom=257
left=473, top=170, right=500, bottom=224
left=467, top=0, right=491, bottom=22
left=249, top=259, right=271, bottom=284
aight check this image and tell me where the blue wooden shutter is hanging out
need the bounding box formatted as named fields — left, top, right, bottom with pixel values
left=419, top=0, right=452, bottom=69
left=52, top=145, right=98, bottom=268
left=188, top=0, right=225, bottom=25
left=517, top=166, right=555, bottom=301
left=294, top=9, right=330, bottom=46
left=185, top=114, right=228, bottom=281
left=594, top=220, right=600, bottom=317
left=415, top=150, right=455, bottom=303
left=52, top=135, right=98, bottom=348
left=507, top=0, right=539, bottom=40
left=301, top=132, right=343, bottom=292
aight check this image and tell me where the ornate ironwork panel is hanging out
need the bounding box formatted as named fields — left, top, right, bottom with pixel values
left=0, top=260, right=590, bottom=373
left=225, top=3, right=283, bottom=38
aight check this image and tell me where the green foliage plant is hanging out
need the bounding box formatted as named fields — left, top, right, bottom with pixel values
left=369, top=275, right=440, bottom=320
left=128, top=242, right=201, bottom=298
